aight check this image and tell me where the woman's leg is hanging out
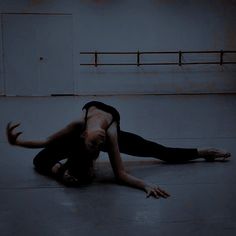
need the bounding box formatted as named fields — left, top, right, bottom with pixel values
left=33, top=147, right=67, bottom=175
left=33, top=147, right=95, bottom=185
left=117, top=130, right=199, bottom=163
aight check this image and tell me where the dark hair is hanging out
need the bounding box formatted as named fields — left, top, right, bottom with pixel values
left=64, top=155, right=95, bottom=185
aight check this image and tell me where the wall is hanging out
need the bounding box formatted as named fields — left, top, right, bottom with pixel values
left=0, top=0, right=236, bottom=96
left=0, top=14, right=4, bottom=95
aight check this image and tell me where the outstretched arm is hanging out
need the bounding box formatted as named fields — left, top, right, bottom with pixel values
left=6, top=120, right=83, bottom=149
left=6, top=122, right=46, bottom=148
left=106, top=122, right=170, bottom=199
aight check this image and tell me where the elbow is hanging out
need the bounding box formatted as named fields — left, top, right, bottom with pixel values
left=115, top=170, right=127, bottom=182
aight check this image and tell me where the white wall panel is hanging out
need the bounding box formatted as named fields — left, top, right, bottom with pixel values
left=34, top=15, right=73, bottom=95
left=3, top=14, right=73, bottom=96
left=0, top=15, right=4, bottom=95
left=4, top=14, right=38, bottom=95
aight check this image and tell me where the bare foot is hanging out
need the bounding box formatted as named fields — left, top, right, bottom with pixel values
left=198, top=147, right=231, bottom=161
left=51, top=163, right=62, bottom=175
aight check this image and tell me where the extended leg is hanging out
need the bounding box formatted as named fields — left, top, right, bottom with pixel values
left=117, top=130, right=199, bottom=163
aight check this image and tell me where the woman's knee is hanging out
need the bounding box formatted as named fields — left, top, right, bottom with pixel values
left=33, top=150, right=45, bottom=168
left=33, top=148, right=56, bottom=174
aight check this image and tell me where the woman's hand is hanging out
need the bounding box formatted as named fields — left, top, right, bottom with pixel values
left=144, top=184, right=170, bottom=199
left=6, top=122, right=23, bottom=146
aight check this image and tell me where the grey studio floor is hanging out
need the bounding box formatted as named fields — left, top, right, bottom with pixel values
left=0, top=94, right=236, bottom=236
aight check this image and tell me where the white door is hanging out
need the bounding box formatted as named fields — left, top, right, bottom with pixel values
left=3, top=14, right=73, bottom=96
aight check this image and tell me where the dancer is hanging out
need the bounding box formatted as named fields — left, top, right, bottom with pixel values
left=6, top=101, right=231, bottom=199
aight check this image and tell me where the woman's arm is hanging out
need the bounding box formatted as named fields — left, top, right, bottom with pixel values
left=6, top=120, right=83, bottom=149
left=6, top=122, right=46, bottom=148
left=106, top=122, right=170, bottom=199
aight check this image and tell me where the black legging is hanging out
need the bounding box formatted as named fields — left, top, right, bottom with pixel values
left=117, top=131, right=198, bottom=162
left=33, top=130, right=199, bottom=176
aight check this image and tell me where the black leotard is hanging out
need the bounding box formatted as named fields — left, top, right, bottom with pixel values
left=82, top=101, right=120, bottom=130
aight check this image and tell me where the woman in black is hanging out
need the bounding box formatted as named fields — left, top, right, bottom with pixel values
left=6, top=101, right=231, bottom=199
